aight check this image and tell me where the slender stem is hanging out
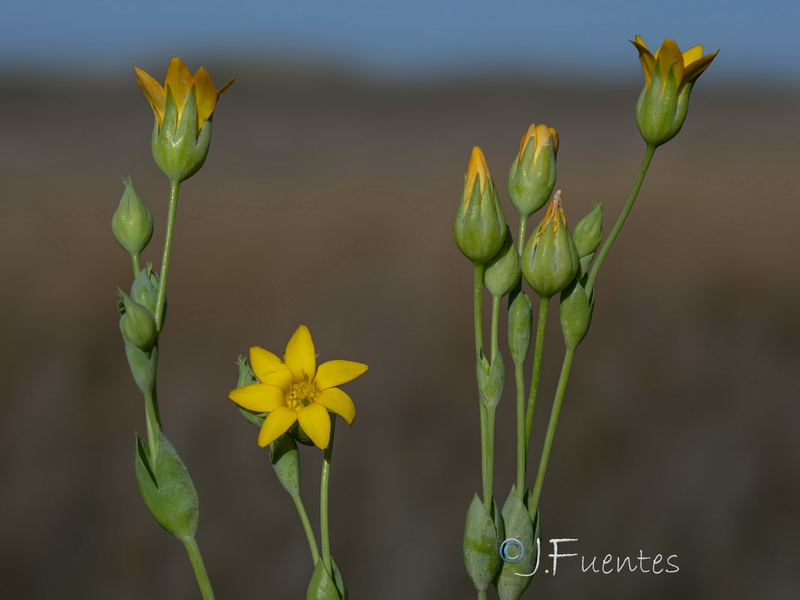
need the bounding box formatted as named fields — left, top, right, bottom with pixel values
left=514, top=360, right=526, bottom=498
left=479, top=402, right=487, bottom=505
left=585, top=145, right=656, bottom=296
left=529, top=348, right=575, bottom=519
left=182, top=536, right=216, bottom=600
left=320, top=414, right=336, bottom=574
left=154, top=180, right=181, bottom=332
left=473, top=263, right=485, bottom=358
left=478, top=591, right=488, bottom=600
left=482, top=406, right=496, bottom=512
left=291, top=492, right=321, bottom=566
left=144, top=389, right=160, bottom=463
left=524, top=295, right=549, bottom=454
left=131, top=253, right=140, bottom=278
left=490, top=296, right=500, bottom=361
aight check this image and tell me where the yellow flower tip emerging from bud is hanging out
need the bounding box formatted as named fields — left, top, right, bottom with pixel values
left=535, top=190, right=566, bottom=242
left=631, top=35, right=718, bottom=147
left=465, top=146, right=490, bottom=199
left=509, top=124, right=559, bottom=219
left=134, top=58, right=234, bottom=134
left=455, top=147, right=507, bottom=264
left=134, top=58, right=234, bottom=182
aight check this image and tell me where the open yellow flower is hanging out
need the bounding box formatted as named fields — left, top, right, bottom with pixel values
left=630, top=36, right=718, bottom=147
left=134, top=57, right=233, bottom=135
left=229, top=326, right=368, bottom=449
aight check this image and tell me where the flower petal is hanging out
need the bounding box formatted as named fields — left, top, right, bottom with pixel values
left=164, top=57, right=194, bottom=117
left=260, top=363, right=295, bottom=393
left=193, top=67, right=218, bottom=129
left=134, top=66, right=166, bottom=126
left=258, top=406, right=297, bottom=447
left=249, top=346, right=282, bottom=380
left=655, top=39, right=684, bottom=90
left=316, top=387, right=356, bottom=425
left=285, top=325, right=316, bottom=381
left=229, top=383, right=285, bottom=412
left=297, top=404, right=331, bottom=448
left=682, top=50, right=719, bottom=85
left=630, top=36, right=655, bottom=89
left=682, top=44, right=704, bottom=66
left=315, top=360, right=368, bottom=390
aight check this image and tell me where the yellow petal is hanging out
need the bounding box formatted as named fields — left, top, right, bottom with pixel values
left=258, top=406, right=297, bottom=447
left=193, top=67, right=218, bottom=129
left=630, top=37, right=655, bottom=89
left=655, top=39, right=684, bottom=90
left=229, top=383, right=285, bottom=412
left=260, top=363, right=295, bottom=393
left=285, top=325, right=316, bottom=381
left=682, top=49, right=719, bottom=85
left=316, top=387, right=356, bottom=425
left=134, top=66, right=166, bottom=126
left=164, top=57, right=194, bottom=117
left=249, top=346, right=283, bottom=381
left=465, top=146, right=489, bottom=199
left=682, top=44, right=704, bottom=66
left=297, top=404, right=331, bottom=449
left=315, top=360, right=368, bottom=390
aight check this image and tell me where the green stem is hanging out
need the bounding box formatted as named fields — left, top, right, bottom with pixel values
left=529, top=348, right=575, bottom=519
left=514, top=360, right=526, bottom=499
left=320, top=414, right=336, bottom=574
left=478, top=591, right=488, bottom=600
left=182, top=536, right=215, bottom=600
left=482, top=406, right=496, bottom=512
left=131, top=253, right=140, bottom=278
left=473, top=263, right=485, bottom=358
left=154, top=180, right=181, bottom=332
left=144, top=389, right=160, bottom=463
left=291, top=492, right=321, bottom=566
left=524, top=296, right=549, bottom=454
left=585, top=144, right=656, bottom=296
left=490, top=296, right=500, bottom=361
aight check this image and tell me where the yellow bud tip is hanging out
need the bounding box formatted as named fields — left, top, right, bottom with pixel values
left=465, top=146, right=490, bottom=197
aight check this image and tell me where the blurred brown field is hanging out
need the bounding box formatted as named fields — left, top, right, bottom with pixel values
left=1, top=65, right=799, bottom=599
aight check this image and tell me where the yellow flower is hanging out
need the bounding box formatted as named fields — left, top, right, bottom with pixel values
left=134, top=57, right=233, bottom=135
left=630, top=36, right=718, bottom=147
left=229, top=326, right=368, bottom=449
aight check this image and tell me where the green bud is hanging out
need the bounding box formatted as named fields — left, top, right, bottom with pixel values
left=307, top=558, right=348, bottom=600
left=635, top=65, right=691, bottom=147
left=464, top=494, right=504, bottom=594
left=118, top=291, right=157, bottom=351
left=520, top=192, right=579, bottom=298
left=270, top=434, right=300, bottom=497
left=152, top=87, right=212, bottom=184
left=130, top=264, right=160, bottom=315
left=559, top=279, right=593, bottom=349
left=112, top=177, right=153, bottom=258
left=454, top=147, right=506, bottom=264
left=494, top=486, right=538, bottom=600
left=508, top=124, right=558, bottom=219
left=507, top=289, right=532, bottom=365
left=484, top=229, right=521, bottom=298
left=135, top=430, right=199, bottom=540
left=477, top=352, right=504, bottom=409
left=573, top=201, right=603, bottom=259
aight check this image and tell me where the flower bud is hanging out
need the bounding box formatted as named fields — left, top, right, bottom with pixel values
left=520, top=191, right=579, bottom=298
left=307, top=559, right=348, bottom=600
left=135, top=430, right=199, bottom=540
left=112, top=178, right=153, bottom=258
left=508, top=124, right=558, bottom=219
left=118, top=291, right=157, bottom=351
left=494, top=486, right=538, bottom=600
left=464, top=494, right=504, bottom=594
left=477, top=352, right=504, bottom=409
left=484, top=229, right=520, bottom=298
left=573, top=201, right=603, bottom=257
left=559, top=279, right=593, bottom=350
left=508, top=289, right=532, bottom=365
left=130, top=264, right=160, bottom=315
left=454, top=147, right=507, bottom=264
left=631, top=36, right=718, bottom=147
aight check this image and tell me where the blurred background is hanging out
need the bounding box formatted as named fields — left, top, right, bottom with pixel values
left=1, top=1, right=799, bottom=598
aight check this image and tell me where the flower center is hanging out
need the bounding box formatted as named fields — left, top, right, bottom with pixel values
left=287, top=381, right=317, bottom=410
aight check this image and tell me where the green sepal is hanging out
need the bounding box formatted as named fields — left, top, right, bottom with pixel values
left=484, top=229, right=521, bottom=299
left=307, top=558, right=348, bottom=600
left=508, top=135, right=557, bottom=219
left=291, top=420, right=316, bottom=447
left=270, top=433, right=300, bottom=497
left=635, top=61, right=692, bottom=147
left=118, top=290, right=157, bottom=351
left=507, top=288, right=532, bottom=365
left=477, top=351, right=504, bottom=409
left=124, top=341, right=156, bottom=395
left=520, top=215, right=579, bottom=299
left=464, top=494, right=505, bottom=593
left=494, top=486, right=538, bottom=599
left=559, top=278, right=594, bottom=350
left=573, top=201, right=603, bottom=260
left=152, top=86, right=212, bottom=184
left=134, top=430, right=199, bottom=540
left=454, top=177, right=506, bottom=265
left=130, top=264, right=161, bottom=317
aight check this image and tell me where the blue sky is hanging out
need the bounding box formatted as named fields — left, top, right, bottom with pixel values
left=2, top=0, right=798, bottom=84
